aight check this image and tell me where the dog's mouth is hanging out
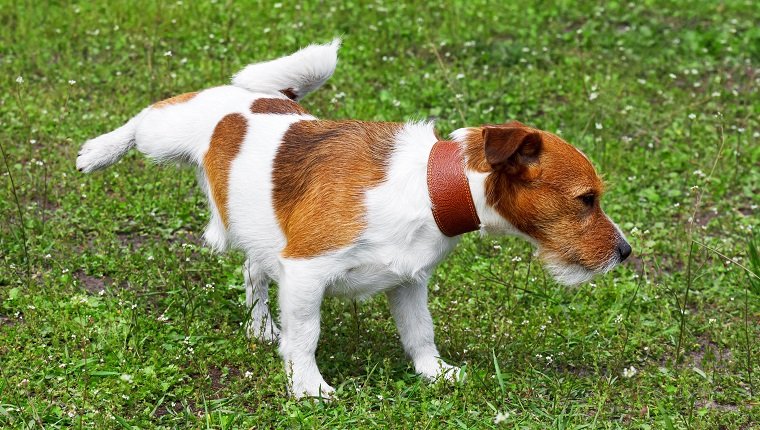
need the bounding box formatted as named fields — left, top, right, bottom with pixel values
left=539, top=251, right=620, bottom=286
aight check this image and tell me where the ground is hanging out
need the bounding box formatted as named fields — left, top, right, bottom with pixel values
left=1, top=1, right=759, bottom=429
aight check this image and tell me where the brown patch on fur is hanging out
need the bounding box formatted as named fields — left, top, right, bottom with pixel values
left=203, top=113, right=248, bottom=227
left=280, top=88, right=298, bottom=100
left=464, top=122, right=619, bottom=270
left=250, top=98, right=308, bottom=115
left=153, top=91, right=198, bottom=108
left=273, top=120, right=402, bottom=258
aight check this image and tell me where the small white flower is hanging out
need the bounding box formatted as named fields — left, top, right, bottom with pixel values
left=595, top=122, right=603, bottom=130
left=16, top=76, right=24, bottom=84
left=614, top=314, right=623, bottom=324
left=157, top=313, right=168, bottom=322
left=688, top=113, right=696, bottom=120
left=244, top=371, right=253, bottom=379
left=455, top=73, right=465, bottom=80
left=622, top=366, right=638, bottom=378
left=98, top=289, right=105, bottom=296
left=164, top=50, right=172, bottom=57
left=494, top=411, right=510, bottom=424
left=708, top=318, right=716, bottom=324
left=120, top=374, right=133, bottom=383
left=589, top=92, right=598, bottom=101
left=68, top=80, right=76, bottom=85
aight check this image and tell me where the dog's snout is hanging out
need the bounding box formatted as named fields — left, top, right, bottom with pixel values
left=617, top=240, right=632, bottom=262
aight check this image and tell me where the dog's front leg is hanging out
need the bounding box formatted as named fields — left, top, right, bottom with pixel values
left=386, top=278, right=461, bottom=383
left=278, top=271, right=334, bottom=399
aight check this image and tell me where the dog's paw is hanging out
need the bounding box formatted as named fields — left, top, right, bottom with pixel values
left=75, top=140, right=99, bottom=172
left=289, top=378, right=335, bottom=400
left=416, top=359, right=463, bottom=383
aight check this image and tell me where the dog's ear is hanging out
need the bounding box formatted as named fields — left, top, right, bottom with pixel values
left=482, top=125, right=542, bottom=175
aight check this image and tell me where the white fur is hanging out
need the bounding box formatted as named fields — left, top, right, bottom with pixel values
left=231, top=38, right=340, bottom=101
left=77, top=42, right=625, bottom=399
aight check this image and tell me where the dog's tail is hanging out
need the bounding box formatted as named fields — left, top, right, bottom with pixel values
left=231, top=38, right=340, bottom=101
left=76, top=108, right=150, bottom=173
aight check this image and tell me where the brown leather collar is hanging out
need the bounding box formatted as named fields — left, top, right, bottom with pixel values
left=427, top=140, right=481, bottom=237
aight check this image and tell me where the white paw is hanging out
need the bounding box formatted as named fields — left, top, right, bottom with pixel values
left=416, top=358, right=463, bottom=383
left=75, top=141, right=99, bottom=172
left=246, top=319, right=280, bottom=343
left=289, top=378, right=335, bottom=400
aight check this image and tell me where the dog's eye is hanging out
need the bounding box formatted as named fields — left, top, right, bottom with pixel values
left=578, top=193, right=596, bottom=207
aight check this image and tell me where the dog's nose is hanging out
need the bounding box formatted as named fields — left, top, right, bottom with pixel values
left=617, top=240, right=632, bottom=262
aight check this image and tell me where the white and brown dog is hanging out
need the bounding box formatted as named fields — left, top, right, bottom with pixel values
left=77, top=39, right=631, bottom=398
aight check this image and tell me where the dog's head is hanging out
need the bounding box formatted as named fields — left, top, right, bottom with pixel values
left=459, top=121, right=631, bottom=285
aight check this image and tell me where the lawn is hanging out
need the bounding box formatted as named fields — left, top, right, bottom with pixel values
left=1, top=1, right=759, bottom=428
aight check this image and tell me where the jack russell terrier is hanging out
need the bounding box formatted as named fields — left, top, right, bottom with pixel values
left=77, top=39, right=631, bottom=398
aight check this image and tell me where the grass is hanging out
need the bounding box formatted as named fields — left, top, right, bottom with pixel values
left=1, top=0, right=759, bottom=428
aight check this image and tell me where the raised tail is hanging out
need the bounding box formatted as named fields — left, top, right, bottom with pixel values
left=76, top=108, right=150, bottom=173
left=231, top=38, right=340, bottom=101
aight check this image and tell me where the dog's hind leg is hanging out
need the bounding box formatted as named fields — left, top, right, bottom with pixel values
left=244, top=259, right=279, bottom=342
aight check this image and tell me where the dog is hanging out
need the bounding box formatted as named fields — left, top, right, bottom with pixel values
left=77, top=39, right=631, bottom=398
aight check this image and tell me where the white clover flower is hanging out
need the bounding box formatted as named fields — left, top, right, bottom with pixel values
left=494, top=411, right=510, bottom=424
left=16, top=76, right=24, bottom=84
left=622, top=366, right=637, bottom=378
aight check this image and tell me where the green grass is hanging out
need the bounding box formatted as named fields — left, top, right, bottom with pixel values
left=1, top=1, right=759, bottom=428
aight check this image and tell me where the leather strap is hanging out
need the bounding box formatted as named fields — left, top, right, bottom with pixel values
left=427, top=140, right=481, bottom=237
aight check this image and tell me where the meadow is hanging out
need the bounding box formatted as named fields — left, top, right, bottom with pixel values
left=1, top=1, right=759, bottom=428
